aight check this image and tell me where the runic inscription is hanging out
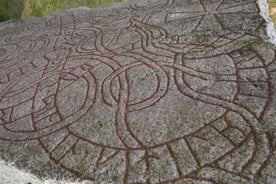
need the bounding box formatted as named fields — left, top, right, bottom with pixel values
left=0, top=0, right=276, bottom=183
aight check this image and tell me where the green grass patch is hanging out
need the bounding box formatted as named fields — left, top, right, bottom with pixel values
left=268, top=0, right=276, bottom=29
left=0, top=0, right=125, bottom=21
left=22, top=0, right=126, bottom=19
left=0, top=0, right=24, bottom=21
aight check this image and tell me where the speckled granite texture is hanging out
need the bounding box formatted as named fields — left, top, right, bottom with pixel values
left=0, top=0, right=276, bottom=183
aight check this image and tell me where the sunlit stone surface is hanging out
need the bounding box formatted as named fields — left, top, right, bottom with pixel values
left=0, top=0, right=276, bottom=183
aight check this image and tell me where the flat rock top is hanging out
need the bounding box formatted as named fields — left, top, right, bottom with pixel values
left=0, top=0, right=276, bottom=183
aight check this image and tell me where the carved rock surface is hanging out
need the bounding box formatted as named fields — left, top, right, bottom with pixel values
left=0, top=0, right=276, bottom=183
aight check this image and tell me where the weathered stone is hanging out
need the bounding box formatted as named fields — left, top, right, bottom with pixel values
left=0, top=0, right=276, bottom=183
